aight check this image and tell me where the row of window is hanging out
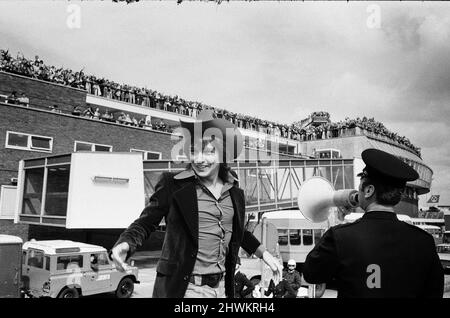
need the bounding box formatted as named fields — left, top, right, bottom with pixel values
left=24, top=250, right=110, bottom=271
left=5, top=131, right=162, bottom=159
left=278, top=229, right=324, bottom=246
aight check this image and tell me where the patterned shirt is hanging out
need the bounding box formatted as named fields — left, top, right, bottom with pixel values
left=193, top=181, right=234, bottom=275
left=174, top=168, right=238, bottom=275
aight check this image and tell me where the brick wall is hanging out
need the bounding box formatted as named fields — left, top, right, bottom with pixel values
left=0, top=220, right=28, bottom=241
left=0, top=103, right=178, bottom=173
left=0, top=104, right=179, bottom=242
left=0, top=71, right=87, bottom=114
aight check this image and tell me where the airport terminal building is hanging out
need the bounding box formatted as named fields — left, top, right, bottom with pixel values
left=0, top=71, right=433, bottom=250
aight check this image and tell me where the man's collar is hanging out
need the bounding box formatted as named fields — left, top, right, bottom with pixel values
left=365, top=203, right=395, bottom=213
left=173, top=168, right=239, bottom=184
left=362, top=211, right=399, bottom=220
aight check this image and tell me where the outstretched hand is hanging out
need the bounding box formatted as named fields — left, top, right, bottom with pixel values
left=111, top=242, right=130, bottom=272
left=262, top=251, right=284, bottom=285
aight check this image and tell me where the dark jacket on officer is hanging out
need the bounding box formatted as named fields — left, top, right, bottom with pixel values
left=114, top=171, right=261, bottom=298
left=303, top=211, right=444, bottom=298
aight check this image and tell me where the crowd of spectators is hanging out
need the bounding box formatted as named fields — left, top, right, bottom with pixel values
left=0, top=49, right=296, bottom=137
left=0, top=49, right=421, bottom=157
left=2, top=90, right=29, bottom=106
left=291, top=116, right=421, bottom=157
left=70, top=106, right=173, bottom=133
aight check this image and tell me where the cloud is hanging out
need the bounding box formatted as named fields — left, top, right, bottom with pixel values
left=1, top=2, right=450, bottom=203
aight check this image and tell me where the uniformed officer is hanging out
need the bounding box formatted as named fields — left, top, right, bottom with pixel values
left=303, top=148, right=444, bottom=298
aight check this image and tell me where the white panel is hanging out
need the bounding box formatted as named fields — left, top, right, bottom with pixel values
left=0, top=186, right=17, bottom=219
left=66, top=152, right=145, bottom=229
left=14, top=160, right=25, bottom=224
left=353, top=157, right=365, bottom=190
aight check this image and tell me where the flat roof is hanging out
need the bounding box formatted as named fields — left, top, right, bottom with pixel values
left=22, top=240, right=105, bottom=254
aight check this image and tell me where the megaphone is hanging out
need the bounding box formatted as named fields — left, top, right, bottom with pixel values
left=297, top=177, right=359, bottom=223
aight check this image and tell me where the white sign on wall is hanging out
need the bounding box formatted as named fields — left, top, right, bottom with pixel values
left=0, top=185, right=17, bottom=219
left=65, top=152, right=145, bottom=229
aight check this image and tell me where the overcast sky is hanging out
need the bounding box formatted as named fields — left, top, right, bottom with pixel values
left=1, top=1, right=449, bottom=206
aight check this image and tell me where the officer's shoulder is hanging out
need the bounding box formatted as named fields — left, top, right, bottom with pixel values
left=401, top=221, right=436, bottom=239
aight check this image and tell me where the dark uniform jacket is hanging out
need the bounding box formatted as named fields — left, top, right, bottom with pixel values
left=114, top=171, right=261, bottom=298
left=234, top=271, right=254, bottom=298
left=303, top=211, right=444, bottom=298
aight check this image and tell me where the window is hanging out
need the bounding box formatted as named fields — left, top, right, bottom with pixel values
left=22, top=168, right=45, bottom=215
left=56, top=255, right=83, bottom=271
left=289, top=229, right=301, bottom=245
left=437, top=245, right=450, bottom=254
left=74, top=141, right=112, bottom=152
left=278, top=229, right=289, bottom=246
left=22, top=251, right=27, bottom=265
left=91, top=253, right=110, bottom=266
left=44, top=165, right=70, bottom=216
left=6, top=131, right=53, bottom=153
left=45, top=256, right=50, bottom=271
left=302, top=229, right=313, bottom=246
left=28, top=250, right=44, bottom=268
left=314, top=229, right=324, bottom=245
left=130, top=149, right=162, bottom=160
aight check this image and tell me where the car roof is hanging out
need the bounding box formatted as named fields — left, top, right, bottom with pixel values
left=0, top=234, right=23, bottom=244
left=22, top=240, right=106, bottom=254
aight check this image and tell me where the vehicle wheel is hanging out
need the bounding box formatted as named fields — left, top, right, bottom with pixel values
left=58, top=287, right=80, bottom=298
left=115, top=277, right=134, bottom=298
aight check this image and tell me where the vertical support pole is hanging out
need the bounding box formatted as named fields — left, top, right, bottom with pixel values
left=256, top=160, right=261, bottom=212
left=40, top=158, right=49, bottom=224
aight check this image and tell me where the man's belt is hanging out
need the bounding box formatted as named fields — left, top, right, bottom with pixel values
left=189, top=273, right=224, bottom=288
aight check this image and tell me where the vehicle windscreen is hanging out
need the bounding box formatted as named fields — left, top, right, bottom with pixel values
left=27, top=249, right=45, bottom=269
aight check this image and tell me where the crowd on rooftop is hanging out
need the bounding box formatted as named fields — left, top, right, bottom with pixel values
left=292, top=116, right=421, bottom=157
left=0, top=49, right=421, bottom=157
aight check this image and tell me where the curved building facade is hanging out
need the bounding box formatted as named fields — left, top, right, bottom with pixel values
left=298, top=126, right=432, bottom=217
